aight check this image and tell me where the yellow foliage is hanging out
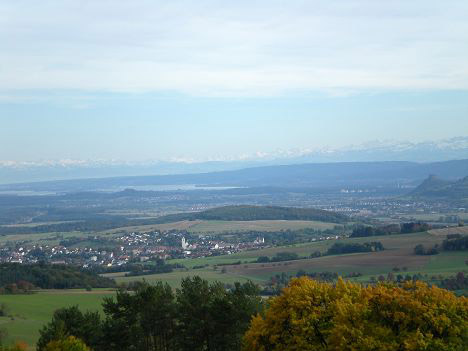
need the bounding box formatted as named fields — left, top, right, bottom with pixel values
left=243, top=277, right=468, bottom=351
left=0, top=341, right=28, bottom=351
left=44, top=336, right=90, bottom=351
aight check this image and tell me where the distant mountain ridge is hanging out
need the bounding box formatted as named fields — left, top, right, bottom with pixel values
left=2, top=159, right=468, bottom=193
left=1, top=136, right=468, bottom=184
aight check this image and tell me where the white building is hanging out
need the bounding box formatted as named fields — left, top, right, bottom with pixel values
left=182, top=237, right=189, bottom=250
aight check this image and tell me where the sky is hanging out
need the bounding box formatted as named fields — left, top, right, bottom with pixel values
left=1, top=0, right=468, bottom=163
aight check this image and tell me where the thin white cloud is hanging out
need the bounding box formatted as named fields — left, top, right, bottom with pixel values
left=1, top=0, right=468, bottom=96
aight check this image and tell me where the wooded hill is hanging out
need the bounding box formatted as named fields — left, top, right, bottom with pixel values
left=0, top=205, right=347, bottom=235
left=410, top=175, right=468, bottom=203
left=0, top=263, right=116, bottom=290
left=154, top=205, right=348, bottom=224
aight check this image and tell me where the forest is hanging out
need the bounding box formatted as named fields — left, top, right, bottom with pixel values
left=442, top=235, right=468, bottom=251
left=327, top=241, right=384, bottom=255
left=350, top=222, right=432, bottom=238
left=0, top=263, right=115, bottom=291
left=153, top=205, right=348, bottom=224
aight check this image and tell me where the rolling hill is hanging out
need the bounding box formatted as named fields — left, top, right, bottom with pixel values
left=410, top=175, right=468, bottom=203
left=154, top=205, right=348, bottom=224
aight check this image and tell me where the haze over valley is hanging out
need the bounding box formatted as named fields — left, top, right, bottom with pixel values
left=1, top=1, right=467, bottom=350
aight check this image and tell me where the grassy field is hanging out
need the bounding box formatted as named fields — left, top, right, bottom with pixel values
left=0, top=231, right=90, bottom=246
left=101, top=221, right=201, bottom=234
left=403, top=212, right=468, bottom=221
left=185, top=220, right=338, bottom=233
left=1, top=221, right=82, bottom=228
left=221, top=232, right=467, bottom=281
left=0, top=290, right=115, bottom=349
left=0, top=229, right=123, bottom=246
left=428, top=226, right=468, bottom=236
left=168, top=231, right=442, bottom=266
left=101, top=219, right=339, bottom=235
left=423, top=251, right=468, bottom=274
left=110, top=269, right=267, bottom=288
left=125, top=231, right=467, bottom=285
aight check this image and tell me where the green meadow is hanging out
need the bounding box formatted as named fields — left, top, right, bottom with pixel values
left=0, top=290, right=114, bottom=349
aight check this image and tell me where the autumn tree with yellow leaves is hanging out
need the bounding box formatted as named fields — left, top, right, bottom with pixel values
left=243, top=277, right=468, bottom=351
left=44, top=336, right=89, bottom=351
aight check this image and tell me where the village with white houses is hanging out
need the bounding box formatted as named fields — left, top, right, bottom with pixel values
left=0, top=229, right=270, bottom=268
left=0, top=228, right=345, bottom=269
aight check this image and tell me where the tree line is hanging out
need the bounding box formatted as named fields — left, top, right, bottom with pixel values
left=0, top=263, right=115, bottom=292
left=256, top=251, right=300, bottom=263
left=255, top=242, right=384, bottom=265
left=222, top=227, right=346, bottom=246
left=414, top=243, right=440, bottom=256
left=327, top=241, right=384, bottom=255
left=125, top=259, right=185, bottom=277
left=350, top=222, right=432, bottom=238
left=439, top=272, right=468, bottom=292
left=36, top=277, right=262, bottom=351
left=442, top=234, right=468, bottom=251
left=413, top=235, right=467, bottom=256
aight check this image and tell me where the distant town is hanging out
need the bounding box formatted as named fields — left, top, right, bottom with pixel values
left=0, top=228, right=350, bottom=268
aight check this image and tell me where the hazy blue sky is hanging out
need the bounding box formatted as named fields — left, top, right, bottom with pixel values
left=1, top=1, right=467, bottom=162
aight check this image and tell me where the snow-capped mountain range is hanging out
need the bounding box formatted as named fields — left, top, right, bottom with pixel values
left=1, top=136, right=467, bottom=184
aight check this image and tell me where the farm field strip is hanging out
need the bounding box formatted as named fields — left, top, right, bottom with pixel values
left=167, top=231, right=466, bottom=281
left=186, top=220, right=338, bottom=233
left=112, top=268, right=267, bottom=287
left=428, top=226, right=468, bottom=236
left=100, top=219, right=339, bottom=235
left=0, top=231, right=88, bottom=245
left=168, top=231, right=442, bottom=267
left=228, top=250, right=430, bottom=277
